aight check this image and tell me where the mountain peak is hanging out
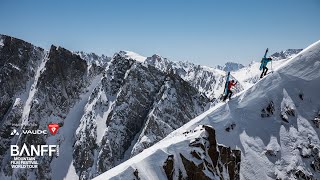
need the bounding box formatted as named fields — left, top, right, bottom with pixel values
left=216, top=62, right=244, bottom=72
left=271, top=48, right=303, bottom=60
left=118, top=50, right=146, bottom=62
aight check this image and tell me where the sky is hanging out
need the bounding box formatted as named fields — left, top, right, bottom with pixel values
left=0, top=0, right=319, bottom=66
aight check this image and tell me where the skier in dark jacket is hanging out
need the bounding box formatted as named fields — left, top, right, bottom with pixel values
left=223, top=80, right=237, bottom=101
left=260, top=48, right=273, bottom=78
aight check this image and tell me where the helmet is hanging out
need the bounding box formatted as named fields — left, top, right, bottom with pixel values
left=231, top=80, right=234, bottom=83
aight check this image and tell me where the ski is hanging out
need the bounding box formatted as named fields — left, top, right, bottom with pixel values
left=223, top=72, right=230, bottom=96
left=260, top=48, right=269, bottom=70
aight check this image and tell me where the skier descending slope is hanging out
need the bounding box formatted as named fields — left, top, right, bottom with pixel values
left=260, top=48, right=273, bottom=78
left=223, top=79, right=238, bottom=101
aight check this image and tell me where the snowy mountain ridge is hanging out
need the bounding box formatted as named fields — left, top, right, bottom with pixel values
left=271, top=49, right=303, bottom=61
left=75, top=51, right=111, bottom=67
left=144, top=54, right=243, bottom=101
left=0, top=34, right=210, bottom=180
left=94, top=40, right=320, bottom=180
left=118, top=50, right=147, bottom=62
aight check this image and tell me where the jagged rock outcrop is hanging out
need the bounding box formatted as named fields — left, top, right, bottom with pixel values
left=163, top=155, right=174, bottom=180
left=261, top=101, right=275, bottom=118
left=75, top=51, right=110, bottom=77
left=161, top=125, right=241, bottom=180
left=75, top=51, right=110, bottom=66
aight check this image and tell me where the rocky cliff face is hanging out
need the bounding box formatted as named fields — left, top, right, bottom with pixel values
left=0, top=35, right=45, bottom=122
left=0, top=38, right=93, bottom=179
left=75, top=51, right=110, bottom=77
left=0, top=35, right=101, bottom=179
left=0, top=35, right=45, bottom=166
left=163, top=125, right=241, bottom=180
left=73, top=53, right=210, bottom=179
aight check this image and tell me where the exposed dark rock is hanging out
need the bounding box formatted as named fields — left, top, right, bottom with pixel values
left=280, top=105, right=295, bottom=123
left=189, top=138, right=206, bottom=151
left=218, top=146, right=241, bottom=180
left=281, top=116, right=289, bottom=123
left=312, top=112, right=320, bottom=128
left=261, top=101, right=275, bottom=118
left=191, top=150, right=201, bottom=160
left=180, top=153, right=211, bottom=180
left=177, top=125, right=241, bottom=180
left=310, top=147, right=320, bottom=172
left=163, top=155, right=174, bottom=180
left=204, top=125, right=241, bottom=180
left=299, top=93, right=304, bottom=100
left=266, top=150, right=275, bottom=156
left=225, top=122, right=236, bottom=132
left=293, top=169, right=313, bottom=180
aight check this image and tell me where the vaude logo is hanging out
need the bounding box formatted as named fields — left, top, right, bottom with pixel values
left=10, top=129, right=47, bottom=136
left=10, top=129, right=20, bottom=136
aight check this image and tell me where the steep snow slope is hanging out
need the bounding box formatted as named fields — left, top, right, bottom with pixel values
left=95, top=40, right=320, bottom=180
left=232, top=58, right=287, bottom=89
left=232, top=49, right=302, bottom=89
left=50, top=75, right=102, bottom=180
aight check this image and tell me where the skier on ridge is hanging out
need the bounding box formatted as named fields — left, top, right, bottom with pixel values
left=260, top=48, right=273, bottom=78
left=223, top=79, right=237, bottom=101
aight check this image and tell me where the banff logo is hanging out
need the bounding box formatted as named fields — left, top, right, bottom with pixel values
left=48, top=123, right=60, bottom=135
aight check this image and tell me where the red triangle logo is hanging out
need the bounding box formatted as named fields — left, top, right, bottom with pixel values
left=48, top=123, right=60, bottom=135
